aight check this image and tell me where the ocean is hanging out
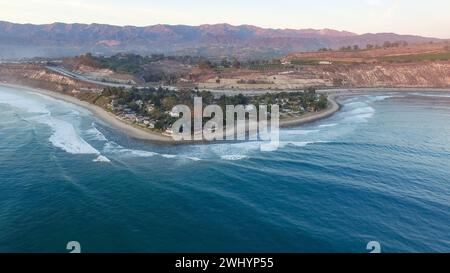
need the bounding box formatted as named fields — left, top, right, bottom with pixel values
left=0, top=85, right=450, bottom=253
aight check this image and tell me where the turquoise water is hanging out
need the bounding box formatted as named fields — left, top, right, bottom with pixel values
left=0, top=85, right=450, bottom=253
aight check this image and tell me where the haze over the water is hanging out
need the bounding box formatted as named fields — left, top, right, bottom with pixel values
left=0, top=0, right=449, bottom=39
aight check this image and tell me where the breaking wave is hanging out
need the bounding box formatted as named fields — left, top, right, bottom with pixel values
left=0, top=87, right=107, bottom=161
left=93, top=155, right=111, bottom=162
left=221, top=155, right=250, bottom=161
left=1, top=85, right=399, bottom=163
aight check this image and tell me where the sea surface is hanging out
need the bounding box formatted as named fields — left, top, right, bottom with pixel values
left=0, top=85, right=450, bottom=253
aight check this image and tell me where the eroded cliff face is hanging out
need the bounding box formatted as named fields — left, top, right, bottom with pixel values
left=323, top=62, right=450, bottom=88
left=1, top=62, right=449, bottom=93
left=0, top=64, right=102, bottom=94
left=198, top=61, right=450, bottom=90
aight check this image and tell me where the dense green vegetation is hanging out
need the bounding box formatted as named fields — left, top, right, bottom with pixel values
left=100, top=86, right=328, bottom=131
left=290, top=59, right=322, bottom=65
left=91, top=53, right=286, bottom=83
left=89, top=53, right=208, bottom=84
left=380, top=52, right=450, bottom=63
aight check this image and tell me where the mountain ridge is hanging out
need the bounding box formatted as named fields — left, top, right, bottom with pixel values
left=0, top=21, right=441, bottom=59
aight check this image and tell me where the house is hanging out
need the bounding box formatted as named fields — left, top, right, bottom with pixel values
left=135, top=100, right=144, bottom=107
left=135, top=117, right=145, bottom=123
left=124, top=113, right=136, bottom=120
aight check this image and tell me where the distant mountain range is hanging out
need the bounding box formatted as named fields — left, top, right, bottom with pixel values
left=0, top=21, right=442, bottom=60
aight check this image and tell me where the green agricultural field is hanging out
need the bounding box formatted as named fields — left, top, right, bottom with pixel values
left=381, top=52, right=450, bottom=63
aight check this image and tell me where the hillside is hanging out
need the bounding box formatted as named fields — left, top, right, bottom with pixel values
left=197, top=43, right=450, bottom=89
left=0, top=21, right=441, bottom=60
left=3, top=42, right=449, bottom=91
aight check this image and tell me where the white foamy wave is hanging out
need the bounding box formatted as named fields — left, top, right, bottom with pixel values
left=368, top=95, right=394, bottom=102
left=345, top=101, right=367, bottom=108
left=338, top=94, right=394, bottom=125
left=102, top=142, right=203, bottom=161
left=279, top=140, right=328, bottom=149
left=343, top=114, right=374, bottom=123
left=26, top=91, right=89, bottom=115
left=282, top=129, right=319, bottom=136
left=410, top=93, right=450, bottom=98
left=103, top=142, right=158, bottom=157
left=186, top=157, right=201, bottom=161
left=342, top=97, right=359, bottom=103
left=342, top=106, right=375, bottom=123
left=221, top=155, right=249, bottom=161
left=131, top=150, right=159, bottom=157
left=319, top=123, right=338, bottom=128
left=0, top=91, right=50, bottom=114
left=286, top=141, right=314, bottom=147
left=347, top=106, right=375, bottom=115
left=103, top=142, right=200, bottom=160
left=42, top=118, right=100, bottom=155
left=85, top=125, right=108, bottom=141
left=161, top=154, right=177, bottom=159
left=93, top=155, right=111, bottom=163
left=1, top=87, right=112, bottom=158
left=260, top=141, right=281, bottom=152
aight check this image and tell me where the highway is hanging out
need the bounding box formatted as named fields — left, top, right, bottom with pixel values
left=45, top=66, right=136, bottom=89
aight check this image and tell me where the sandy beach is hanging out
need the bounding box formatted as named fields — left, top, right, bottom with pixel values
left=0, top=83, right=346, bottom=143
left=279, top=95, right=340, bottom=128
left=3, top=83, right=449, bottom=144
left=0, top=83, right=174, bottom=143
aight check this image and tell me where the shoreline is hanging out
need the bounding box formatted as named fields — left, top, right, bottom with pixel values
left=2, top=83, right=449, bottom=144
left=318, top=87, right=450, bottom=95
left=0, top=82, right=343, bottom=143
left=279, top=95, right=340, bottom=128
left=0, top=82, right=174, bottom=143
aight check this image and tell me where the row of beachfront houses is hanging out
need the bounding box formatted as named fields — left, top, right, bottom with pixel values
left=108, top=99, right=180, bottom=135
left=109, top=100, right=157, bottom=129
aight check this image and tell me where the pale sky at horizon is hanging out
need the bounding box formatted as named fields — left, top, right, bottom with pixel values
left=0, top=0, right=449, bottom=38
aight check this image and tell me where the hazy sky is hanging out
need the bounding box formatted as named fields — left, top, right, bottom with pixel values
left=0, top=0, right=449, bottom=38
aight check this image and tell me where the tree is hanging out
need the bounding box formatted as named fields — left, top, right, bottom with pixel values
left=340, top=46, right=352, bottom=51
left=199, top=60, right=214, bottom=70
left=154, top=120, right=165, bottom=130
left=383, top=41, right=392, bottom=48
left=305, top=86, right=316, bottom=95
left=128, top=101, right=140, bottom=112
left=221, top=58, right=230, bottom=68
left=232, top=58, right=241, bottom=69
left=162, top=97, right=177, bottom=111
left=198, top=91, right=214, bottom=105
left=317, top=94, right=328, bottom=109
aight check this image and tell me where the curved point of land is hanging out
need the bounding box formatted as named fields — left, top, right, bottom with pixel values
left=2, top=83, right=450, bottom=144
left=0, top=83, right=343, bottom=143
left=279, top=95, right=340, bottom=128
